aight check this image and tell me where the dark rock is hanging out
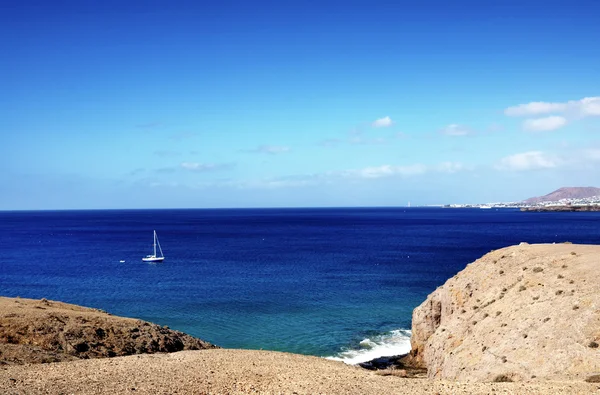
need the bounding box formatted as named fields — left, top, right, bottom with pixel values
left=74, top=342, right=89, bottom=353
left=358, top=354, right=427, bottom=378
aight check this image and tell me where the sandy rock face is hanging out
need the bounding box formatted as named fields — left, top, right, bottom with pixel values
left=0, top=297, right=217, bottom=364
left=407, top=243, right=600, bottom=382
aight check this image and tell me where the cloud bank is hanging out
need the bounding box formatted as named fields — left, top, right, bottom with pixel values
left=343, top=161, right=465, bottom=179
left=505, top=97, right=600, bottom=117
left=495, top=151, right=560, bottom=171
left=505, top=97, right=600, bottom=132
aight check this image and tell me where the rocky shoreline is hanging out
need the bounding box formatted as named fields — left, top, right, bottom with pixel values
left=520, top=205, right=600, bottom=212
left=0, top=297, right=216, bottom=365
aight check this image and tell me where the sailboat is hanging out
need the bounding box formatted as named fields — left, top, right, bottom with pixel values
left=142, top=230, right=165, bottom=262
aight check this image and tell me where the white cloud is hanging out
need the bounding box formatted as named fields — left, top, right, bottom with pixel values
left=581, top=148, right=600, bottom=161
left=440, top=124, right=473, bottom=136
left=580, top=97, right=600, bottom=116
left=249, top=145, right=291, bottom=154
left=504, top=97, right=600, bottom=131
left=217, top=174, right=326, bottom=190
left=180, top=162, right=231, bottom=172
left=166, top=160, right=469, bottom=191
left=342, top=162, right=466, bottom=179
left=504, top=102, right=567, bottom=117
left=495, top=151, right=560, bottom=171
left=372, top=116, right=393, bottom=128
left=522, top=116, right=568, bottom=132
left=436, top=162, right=464, bottom=173
left=349, top=136, right=387, bottom=145
left=351, top=164, right=427, bottom=179
left=505, top=97, right=600, bottom=117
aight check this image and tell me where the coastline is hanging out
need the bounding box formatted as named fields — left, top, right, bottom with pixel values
left=2, top=243, right=600, bottom=393
left=520, top=205, right=600, bottom=212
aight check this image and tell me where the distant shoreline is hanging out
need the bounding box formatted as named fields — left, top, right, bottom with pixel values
left=520, top=205, right=600, bottom=212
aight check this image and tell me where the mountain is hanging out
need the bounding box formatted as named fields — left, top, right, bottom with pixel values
left=523, top=187, right=600, bottom=205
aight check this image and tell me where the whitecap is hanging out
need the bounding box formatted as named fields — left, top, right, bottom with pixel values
left=326, top=329, right=412, bottom=365
left=359, top=339, right=375, bottom=349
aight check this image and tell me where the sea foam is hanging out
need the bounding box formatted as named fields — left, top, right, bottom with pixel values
left=326, top=329, right=412, bottom=365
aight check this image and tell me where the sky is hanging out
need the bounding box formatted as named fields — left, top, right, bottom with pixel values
left=2, top=0, right=600, bottom=209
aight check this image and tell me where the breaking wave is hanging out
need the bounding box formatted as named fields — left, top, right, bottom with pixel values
left=326, top=329, right=412, bottom=365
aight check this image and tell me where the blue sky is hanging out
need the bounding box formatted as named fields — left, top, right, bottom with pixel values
left=2, top=0, right=600, bottom=209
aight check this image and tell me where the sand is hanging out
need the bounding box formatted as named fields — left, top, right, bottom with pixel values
left=1, top=349, right=598, bottom=394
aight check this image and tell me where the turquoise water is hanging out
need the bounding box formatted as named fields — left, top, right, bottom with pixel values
left=2, top=207, right=599, bottom=362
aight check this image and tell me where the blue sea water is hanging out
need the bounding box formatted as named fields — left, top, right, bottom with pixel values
left=1, top=207, right=599, bottom=362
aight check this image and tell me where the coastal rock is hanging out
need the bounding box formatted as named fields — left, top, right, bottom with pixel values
left=0, top=297, right=217, bottom=364
left=405, top=243, right=600, bottom=382
left=359, top=355, right=427, bottom=377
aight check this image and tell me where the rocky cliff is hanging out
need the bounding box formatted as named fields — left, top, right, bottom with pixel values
left=0, top=297, right=217, bottom=364
left=406, top=243, right=600, bottom=382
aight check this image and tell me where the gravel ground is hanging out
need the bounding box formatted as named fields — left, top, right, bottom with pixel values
left=1, top=349, right=599, bottom=394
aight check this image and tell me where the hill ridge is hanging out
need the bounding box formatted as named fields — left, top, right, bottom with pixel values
left=523, top=186, right=600, bottom=204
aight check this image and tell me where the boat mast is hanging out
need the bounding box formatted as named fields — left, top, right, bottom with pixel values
left=153, top=230, right=157, bottom=257
left=154, top=231, right=164, bottom=257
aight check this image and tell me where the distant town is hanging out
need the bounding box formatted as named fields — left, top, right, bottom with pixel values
left=441, top=187, right=600, bottom=210
left=443, top=195, right=600, bottom=209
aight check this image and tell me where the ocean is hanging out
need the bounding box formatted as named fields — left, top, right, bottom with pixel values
left=1, top=207, right=599, bottom=363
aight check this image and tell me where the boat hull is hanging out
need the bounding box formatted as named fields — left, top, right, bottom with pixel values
left=142, top=256, right=165, bottom=262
